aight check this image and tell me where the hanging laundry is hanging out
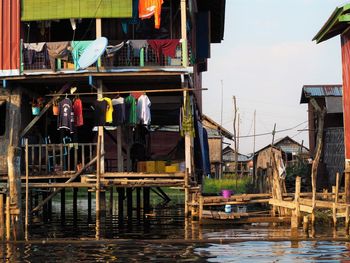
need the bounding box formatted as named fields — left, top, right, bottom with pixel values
left=121, top=0, right=140, bottom=34
left=57, top=98, right=74, bottom=132
left=24, top=42, right=49, bottom=67
left=139, top=0, right=164, bottom=29
left=112, top=97, right=125, bottom=126
left=131, top=91, right=143, bottom=100
left=147, top=39, right=180, bottom=63
left=94, top=99, right=108, bottom=126
left=180, top=93, right=195, bottom=137
left=106, top=41, right=125, bottom=58
left=137, top=94, right=151, bottom=125
left=129, top=40, right=148, bottom=57
left=46, top=41, right=71, bottom=71
left=24, top=42, right=46, bottom=52
left=100, top=97, right=114, bottom=124
left=125, top=94, right=137, bottom=125
left=73, top=98, right=84, bottom=127
left=71, top=40, right=94, bottom=69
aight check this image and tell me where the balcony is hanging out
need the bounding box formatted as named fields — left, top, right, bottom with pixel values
left=21, top=39, right=191, bottom=75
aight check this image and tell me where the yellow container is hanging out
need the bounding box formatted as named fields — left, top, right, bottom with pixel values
left=145, top=161, right=156, bottom=173
left=155, top=161, right=166, bottom=173
left=165, top=165, right=177, bottom=173
left=137, top=161, right=146, bottom=172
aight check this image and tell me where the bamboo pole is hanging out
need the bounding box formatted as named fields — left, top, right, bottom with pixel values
left=180, top=0, right=188, bottom=67
left=0, top=194, right=3, bottom=240
left=45, top=88, right=207, bottom=97
left=6, top=195, right=10, bottom=240
left=96, top=135, right=102, bottom=218
left=25, top=138, right=29, bottom=240
left=333, top=172, right=340, bottom=227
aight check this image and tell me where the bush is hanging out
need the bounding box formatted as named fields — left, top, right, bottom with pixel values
left=202, top=175, right=250, bottom=194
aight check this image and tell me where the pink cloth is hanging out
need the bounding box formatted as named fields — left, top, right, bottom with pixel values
left=147, top=39, right=180, bottom=62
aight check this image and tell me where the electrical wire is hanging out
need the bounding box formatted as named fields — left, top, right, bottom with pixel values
left=238, top=120, right=308, bottom=139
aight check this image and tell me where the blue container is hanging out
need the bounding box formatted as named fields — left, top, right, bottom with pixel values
left=32, top=106, right=40, bottom=116
left=225, top=204, right=232, bottom=213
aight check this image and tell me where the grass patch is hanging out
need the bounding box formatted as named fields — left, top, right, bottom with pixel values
left=202, top=176, right=250, bottom=195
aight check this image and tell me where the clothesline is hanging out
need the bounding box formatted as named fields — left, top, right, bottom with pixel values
left=45, top=88, right=207, bottom=97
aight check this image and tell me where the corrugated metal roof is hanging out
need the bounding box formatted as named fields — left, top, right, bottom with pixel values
left=300, top=85, right=342, bottom=103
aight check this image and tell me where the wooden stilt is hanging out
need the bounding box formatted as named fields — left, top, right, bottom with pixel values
left=96, top=135, right=102, bottom=220
left=109, top=187, right=114, bottom=216
left=25, top=138, right=29, bottom=240
left=127, top=188, right=133, bottom=221
left=333, top=173, right=340, bottom=228
left=136, top=188, right=141, bottom=221
left=6, top=195, right=10, bottom=241
left=143, top=187, right=150, bottom=216
left=184, top=169, right=189, bottom=218
left=42, top=191, right=48, bottom=223
left=345, top=172, right=350, bottom=231
left=100, top=191, right=106, bottom=216
left=87, top=191, right=92, bottom=223
left=291, top=176, right=301, bottom=230
left=118, top=188, right=125, bottom=225
left=303, top=215, right=309, bottom=233
left=60, top=188, right=65, bottom=222
left=0, top=194, right=4, bottom=240
left=73, top=188, right=78, bottom=223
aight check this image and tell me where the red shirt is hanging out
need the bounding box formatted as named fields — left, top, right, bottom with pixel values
left=73, top=98, right=83, bottom=127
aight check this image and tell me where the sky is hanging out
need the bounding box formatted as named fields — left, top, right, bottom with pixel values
left=202, top=0, right=346, bottom=155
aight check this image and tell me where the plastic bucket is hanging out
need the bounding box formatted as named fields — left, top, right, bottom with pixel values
left=225, top=204, right=232, bottom=213
left=221, top=189, right=232, bottom=199
left=32, top=106, right=40, bottom=116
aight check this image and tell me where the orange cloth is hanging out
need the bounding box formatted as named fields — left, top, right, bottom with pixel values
left=139, top=0, right=164, bottom=29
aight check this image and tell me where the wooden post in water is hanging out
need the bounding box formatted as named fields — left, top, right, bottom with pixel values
left=136, top=188, right=141, bottom=221
left=143, top=187, right=150, bottom=216
left=96, top=135, right=102, bottom=220
left=332, top=172, right=340, bottom=228
left=109, top=187, right=114, bottom=216
left=25, top=139, right=29, bottom=240
left=127, top=188, right=133, bottom=221
left=309, top=99, right=326, bottom=228
left=6, top=195, right=10, bottom=240
left=7, top=145, right=23, bottom=240
left=0, top=194, right=4, bottom=240
left=73, top=188, right=78, bottom=224
left=87, top=191, right=92, bottom=223
left=60, top=188, right=65, bottom=223
left=345, top=172, right=350, bottom=231
left=303, top=215, right=309, bottom=233
left=118, top=188, right=125, bottom=224
left=291, top=176, right=301, bottom=230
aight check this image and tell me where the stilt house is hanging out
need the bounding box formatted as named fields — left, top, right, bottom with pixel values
left=0, top=0, right=226, bottom=229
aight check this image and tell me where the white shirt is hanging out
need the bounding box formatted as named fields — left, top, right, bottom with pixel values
left=137, top=94, right=151, bottom=125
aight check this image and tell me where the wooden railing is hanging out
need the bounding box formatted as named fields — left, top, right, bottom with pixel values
left=25, top=143, right=97, bottom=175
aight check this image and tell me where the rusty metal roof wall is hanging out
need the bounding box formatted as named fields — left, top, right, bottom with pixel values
left=300, top=85, right=342, bottom=103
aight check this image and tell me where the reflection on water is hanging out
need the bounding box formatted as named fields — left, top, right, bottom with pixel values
left=2, top=197, right=350, bottom=261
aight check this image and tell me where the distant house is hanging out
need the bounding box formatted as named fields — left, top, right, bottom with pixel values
left=273, top=136, right=310, bottom=163
left=202, top=115, right=233, bottom=178
left=252, top=136, right=308, bottom=192
left=300, top=85, right=344, bottom=187
left=222, top=146, right=252, bottom=176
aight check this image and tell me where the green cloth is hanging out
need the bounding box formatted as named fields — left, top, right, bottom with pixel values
left=71, top=41, right=93, bottom=69
left=125, top=95, right=137, bottom=125
left=21, top=0, right=132, bottom=21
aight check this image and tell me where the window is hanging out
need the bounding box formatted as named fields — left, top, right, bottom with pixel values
left=0, top=101, right=6, bottom=136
